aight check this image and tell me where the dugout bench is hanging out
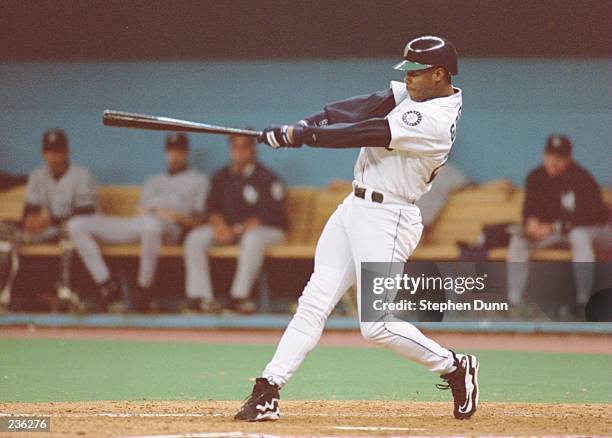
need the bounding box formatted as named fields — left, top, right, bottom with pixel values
left=1, top=182, right=610, bottom=263
left=2, top=181, right=609, bottom=314
left=2, top=181, right=610, bottom=313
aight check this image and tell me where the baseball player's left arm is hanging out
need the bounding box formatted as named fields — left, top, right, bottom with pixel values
left=298, top=89, right=396, bottom=127
left=70, top=169, right=97, bottom=218
left=22, top=170, right=51, bottom=232
left=257, top=174, right=287, bottom=229
left=261, top=108, right=448, bottom=155
left=258, top=118, right=391, bottom=149
left=138, top=176, right=159, bottom=211
left=292, top=119, right=391, bottom=148
left=182, top=174, right=210, bottom=228
left=522, top=171, right=545, bottom=226
left=572, top=171, right=608, bottom=227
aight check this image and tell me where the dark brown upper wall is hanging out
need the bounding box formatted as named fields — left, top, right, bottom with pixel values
left=1, top=0, right=609, bottom=59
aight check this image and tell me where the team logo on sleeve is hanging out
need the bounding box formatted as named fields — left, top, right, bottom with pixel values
left=402, top=110, right=422, bottom=127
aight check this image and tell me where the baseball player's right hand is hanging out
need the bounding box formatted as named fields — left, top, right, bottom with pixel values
left=258, top=125, right=303, bottom=149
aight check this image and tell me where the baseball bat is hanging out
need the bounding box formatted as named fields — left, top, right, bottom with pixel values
left=102, top=110, right=262, bottom=137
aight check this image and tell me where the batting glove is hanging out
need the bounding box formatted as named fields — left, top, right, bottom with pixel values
left=258, top=125, right=303, bottom=149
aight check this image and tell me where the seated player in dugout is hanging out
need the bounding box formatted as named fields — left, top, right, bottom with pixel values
left=506, top=134, right=611, bottom=317
left=0, top=129, right=97, bottom=311
left=234, top=36, right=480, bottom=422
left=67, top=133, right=209, bottom=312
left=183, top=132, right=287, bottom=314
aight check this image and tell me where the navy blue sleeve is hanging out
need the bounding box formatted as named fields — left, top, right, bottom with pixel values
left=205, top=171, right=225, bottom=217
left=257, top=172, right=287, bottom=230
left=294, top=118, right=391, bottom=149
left=522, top=171, right=542, bottom=224
left=572, top=170, right=608, bottom=227
left=301, top=89, right=395, bottom=126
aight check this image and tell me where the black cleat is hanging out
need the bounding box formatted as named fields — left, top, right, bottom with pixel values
left=87, top=278, right=119, bottom=312
left=437, top=351, right=480, bottom=420
left=130, top=285, right=152, bottom=313
left=234, top=377, right=280, bottom=421
left=181, top=297, right=222, bottom=314
left=229, top=298, right=258, bottom=315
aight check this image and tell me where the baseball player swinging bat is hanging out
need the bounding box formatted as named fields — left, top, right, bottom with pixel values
left=233, top=35, right=480, bottom=424
left=102, top=110, right=262, bottom=137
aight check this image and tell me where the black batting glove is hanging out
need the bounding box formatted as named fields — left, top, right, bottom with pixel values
left=258, top=125, right=303, bottom=149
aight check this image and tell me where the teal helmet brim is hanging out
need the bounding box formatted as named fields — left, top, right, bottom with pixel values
left=393, top=59, right=433, bottom=72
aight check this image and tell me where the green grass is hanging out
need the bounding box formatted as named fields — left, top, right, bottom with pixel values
left=0, top=339, right=610, bottom=403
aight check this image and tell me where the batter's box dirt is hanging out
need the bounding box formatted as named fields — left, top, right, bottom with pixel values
left=1, top=400, right=610, bottom=437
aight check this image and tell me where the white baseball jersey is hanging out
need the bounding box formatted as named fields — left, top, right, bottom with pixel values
left=24, top=163, right=97, bottom=219
left=354, top=81, right=462, bottom=201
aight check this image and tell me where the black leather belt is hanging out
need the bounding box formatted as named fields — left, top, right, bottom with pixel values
left=354, top=186, right=384, bottom=203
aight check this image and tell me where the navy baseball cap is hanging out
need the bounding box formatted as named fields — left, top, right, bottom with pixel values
left=165, top=132, right=189, bottom=150
left=545, top=134, right=572, bottom=157
left=42, top=129, right=68, bottom=151
left=394, top=35, right=458, bottom=75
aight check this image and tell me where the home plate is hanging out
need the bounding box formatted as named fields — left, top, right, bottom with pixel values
left=333, top=426, right=426, bottom=431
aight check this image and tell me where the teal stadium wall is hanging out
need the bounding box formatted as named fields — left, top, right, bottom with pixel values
left=1, top=59, right=610, bottom=187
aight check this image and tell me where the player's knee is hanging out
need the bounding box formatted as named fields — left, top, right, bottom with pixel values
left=140, top=216, right=163, bottom=237
left=184, top=226, right=214, bottom=251
left=240, top=230, right=265, bottom=251
left=507, top=235, right=530, bottom=261
left=568, top=227, right=591, bottom=244
left=294, top=292, right=330, bottom=328
left=66, top=216, right=86, bottom=238
left=359, top=322, right=386, bottom=344
left=568, top=227, right=595, bottom=261
left=293, top=303, right=327, bottom=333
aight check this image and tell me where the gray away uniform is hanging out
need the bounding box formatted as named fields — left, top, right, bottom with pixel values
left=68, top=169, right=208, bottom=289
left=0, top=164, right=96, bottom=306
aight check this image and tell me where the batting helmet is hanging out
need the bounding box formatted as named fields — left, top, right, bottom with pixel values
left=393, top=35, right=458, bottom=76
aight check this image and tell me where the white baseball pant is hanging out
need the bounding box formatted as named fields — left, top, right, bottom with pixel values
left=263, top=192, right=455, bottom=387
left=184, top=225, right=285, bottom=301
left=68, top=213, right=182, bottom=288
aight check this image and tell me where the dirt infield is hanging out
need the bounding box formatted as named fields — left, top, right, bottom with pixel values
left=2, top=400, right=610, bottom=437
left=1, top=326, right=611, bottom=353
left=2, top=327, right=610, bottom=436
